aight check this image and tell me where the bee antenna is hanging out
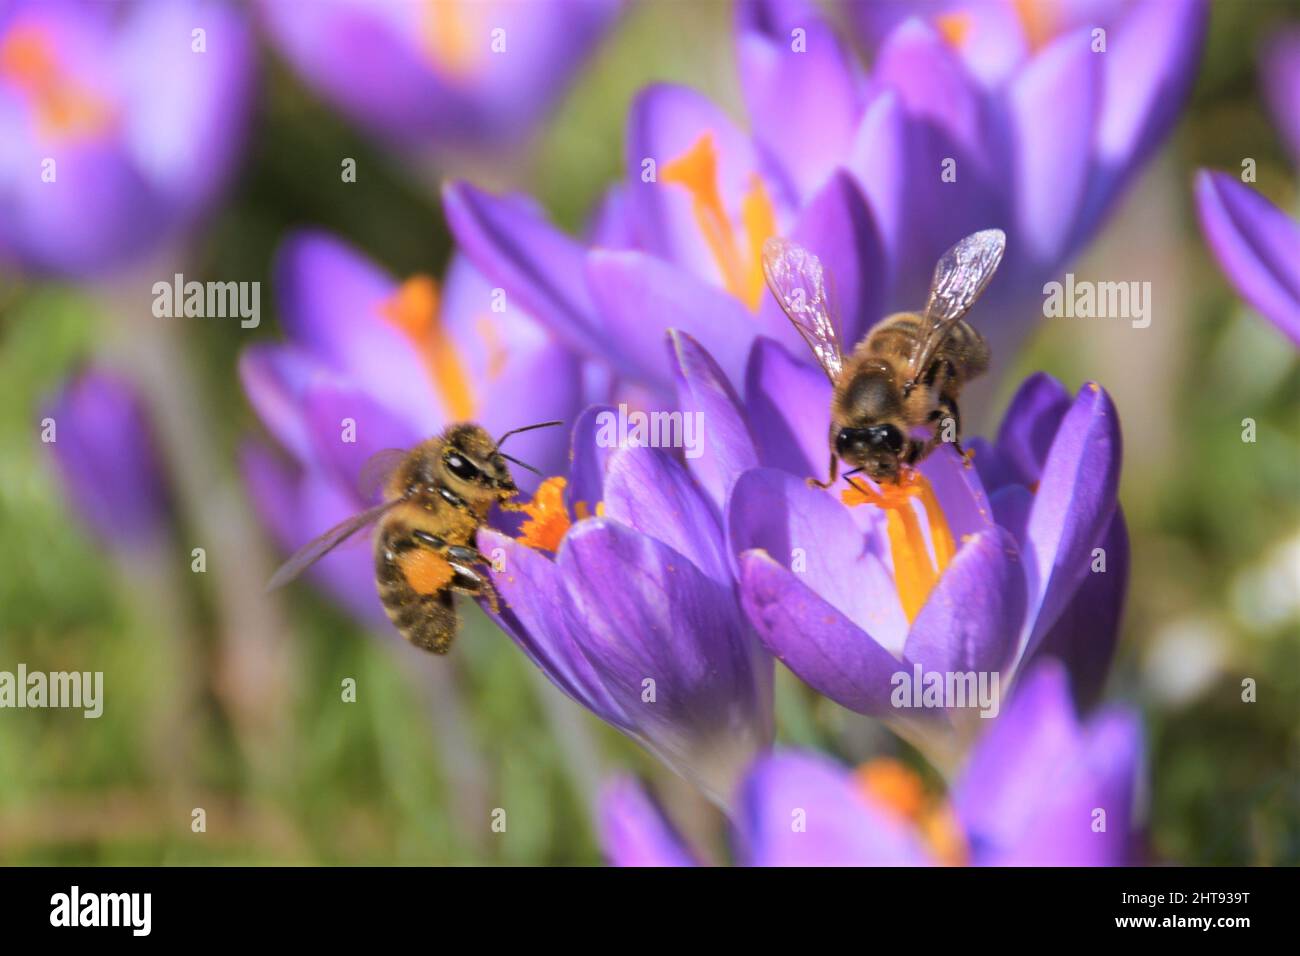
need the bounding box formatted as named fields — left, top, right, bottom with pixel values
left=500, top=452, right=543, bottom=477
left=496, top=419, right=564, bottom=447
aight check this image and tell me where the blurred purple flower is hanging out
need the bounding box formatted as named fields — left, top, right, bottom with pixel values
left=729, top=348, right=1126, bottom=759
left=239, top=229, right=583, bottom=626
left=444, top=0, right=1207, bottom=393
left=0, top=0, right=254, bottom=276
left=43, top=366, right=171, bottom=550
left=476, top=335, right=773, bottom=804
left=260, top=0, right=623, bottom=153
left=600, top=661, right=1143, bottom=866
left=1193, top=32, right=1300, bottom=347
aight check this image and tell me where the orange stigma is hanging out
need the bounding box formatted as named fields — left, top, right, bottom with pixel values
left=661, top=132, right=776, bottom=310
left=842, top=470, right=956, bottom=624
left=379, top=275, right=477, bottom=421
left=0, top=22, right=114, bottom=142
left=514, top=476, right=604, bottom=553
left=934, top=11, right=973, bottom=49
left=855, top=758, right=967, bottom=866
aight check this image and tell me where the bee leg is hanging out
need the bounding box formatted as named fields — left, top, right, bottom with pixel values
left=447, top=562, right=500, bottom=614
left=938, top=396, right=972, bottom=462
left=807, top=453, right=839, bottom=489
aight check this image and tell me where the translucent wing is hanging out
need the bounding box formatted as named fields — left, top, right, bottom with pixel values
left=761, top=236, right=844, bottom=383
left=905, top=229, right=1006, bottom=385
left=265, top=498, right=400, bottom=592
left=357, top=447, right=409, bottom=503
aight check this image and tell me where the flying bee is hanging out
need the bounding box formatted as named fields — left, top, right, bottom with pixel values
left=266, top=419, right=563, bottom=654
left=761, top=229, right=1006, bottom=486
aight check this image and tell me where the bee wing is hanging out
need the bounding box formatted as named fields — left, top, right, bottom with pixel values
left=761, top=236, right=845, bottom=383
left=265, top=498, right=401, bottom=592
left=357, top=447, right=409, bottom=502
left=906, top=229, right=1006, bottom=385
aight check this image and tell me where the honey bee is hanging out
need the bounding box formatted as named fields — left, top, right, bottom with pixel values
left=762, top=229, right=1006, bottom=486
left=266, top=420, right=562, bottom=653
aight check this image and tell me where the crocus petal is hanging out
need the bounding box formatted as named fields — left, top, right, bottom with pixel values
left=1195, top=171, right=1300, bottom=346
left=1072, top=0, right=1208, bottom=244
left=918, top=444, right=996, bottom=545
left=585, top=249, right=756, bottom=388
left=994, top=371, right=1073, bottom=487
left=735, top=751, right=935, bottom=866
left=300, top=380, right=425, bottom=499
left=598, top=777, right=698, bottom=867
left=1008, top=29, right=1100, bottom=271
left=443, top=181, right=601, bottom=354
left=273, top=230, right=440, bottom=422
left=743, top=336, right=832, bottom=478
left=783, top=170, right=888, bottom=345
left=1022, top=383, right=1121, bottom=658
left=602, top=446, right=731, bottom=587
left=1026, top=507, right=1129, bottom=710
left=44, top=367, right=170, bottom=548
left=953, top=662, right=1140, bottom=867
left=238, top=344, right=320, bottom=465
left=735, top=0, right=862, bottom=202
left=560, top=519, right=772, bottom=801
left=847, top=90, right=908, bottom=281
left=903, top=527, right=1025, bottom=679
left=479, top=528, right=629, bottom=727
left=625, top=83, right=784, bottom=277
left=739, top=549, right=903, bottom=716
left=566, top=404, right=617, bottom=513
left=668, top=330, right=759, bottom=512
left=1262, top=29, right=1300, bottom=169
left=730, top=468, right=906, bottom=653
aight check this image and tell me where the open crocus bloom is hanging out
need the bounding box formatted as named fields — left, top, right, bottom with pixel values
left=260, top=0, right=623, bottom=154
left=0, top=0, right=253, bottom=276
left=660, top=330, right=1125, bottom=767
left=739, top=378, right=1123, bottom=763
left=239, top=230, right=582, bottom=627
left=599, top=661, right=1142, bottom=866
left=1193, top=31, right=1300, bottom=347
left=445, top=0, right=1207, bottom=395
left=478, top=340, right=774, bottom=805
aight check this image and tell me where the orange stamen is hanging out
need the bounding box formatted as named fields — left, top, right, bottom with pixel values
left=379, top=276, right=476, bottom=421
left=515, top=476, right=572, bottom=553
left=855, top=758, right=968, bottom=866
left=842, top=470, right=954, bottom=623
left=661, top=132, right=776, bottom=310
left=422, top=0, right=476, bottom=78
left=1012, top=0, right=1054, bottom=51
left=934, top=12, right=973, bottom=49
left=0, top=23, right=114, bottom=141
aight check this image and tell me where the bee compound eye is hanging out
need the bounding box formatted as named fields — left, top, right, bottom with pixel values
left=445, top=452, right=480, bottom=481
left=835, top=428, right=870, bottom=457
left=868, top=424, right=904, bottom=454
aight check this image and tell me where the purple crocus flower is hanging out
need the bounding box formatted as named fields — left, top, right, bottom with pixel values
left=0, top=0, right=253, bottom=276
left=657, top=327, right=1125, bottom=766
left=1193, top=31, right=1300, bottom=346
left=445, top=0, right=1207, bottom=394
left=739, top=372, right=1124, bottom=762
left=43, top=366, right=172, bottom=550
left=599, top=661, right=1143, bottom=866
left=239, top=229, right=583, bottom=626
left=260, top=0, right=623, bottom=154
left=475, top=336, right=774, bottom=805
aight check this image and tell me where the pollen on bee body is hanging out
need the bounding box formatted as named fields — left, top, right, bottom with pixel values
left=400, top=548, right=454, bottom=595
left=842, top=471, right=956, bottom=624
